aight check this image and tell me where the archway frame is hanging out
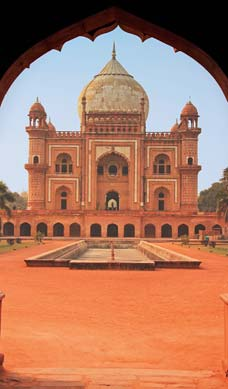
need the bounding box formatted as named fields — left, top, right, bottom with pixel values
left=0, top=7, right=227, bottom=106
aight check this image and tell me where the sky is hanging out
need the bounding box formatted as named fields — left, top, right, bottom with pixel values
left=0, top=27, right=227, bottom=194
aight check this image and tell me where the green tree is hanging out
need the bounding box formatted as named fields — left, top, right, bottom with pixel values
left=216, top=189, right=228, bottom=223
left=11, top=191, right=27, bottom=210
left=198, top=167, right=228, bottom=212
left=0, top=181, right=15, bottom=236
left=198, top=182, right=223, bottom=211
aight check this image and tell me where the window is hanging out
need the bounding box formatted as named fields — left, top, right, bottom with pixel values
left=154, top=154, right=171, bottom=175
left=55, top=153, right=73, bottom=174
left=61, top=199, right=67, bottom=209
left=122, top=166, right=128, bottom=176
left=109, top=165, right=117, bottom=176
left=97, top=165, right=104, bottom=175
left=33, top=156, right=39, bottom=164
left=158, top=192, right=165, bottom=210
left=188, top=157, right=193, bottom=165
left=61, top=191, right=67, bottom=209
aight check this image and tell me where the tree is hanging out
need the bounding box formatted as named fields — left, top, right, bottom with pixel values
left=0, top=181, right=15, bottom=236
left=216, top=189, right=228, bottom=223
left=11, top=191, right=27, bottom=210
left=198, top=182, right=223, bottom=211
left=198, top=167, right=228, bottom=212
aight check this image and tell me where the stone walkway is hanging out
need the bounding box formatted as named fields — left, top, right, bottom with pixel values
left=0, top=367, right=227, bottom=388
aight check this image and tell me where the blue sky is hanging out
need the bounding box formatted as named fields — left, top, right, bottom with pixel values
left=0, top=27, right=227, bottom=193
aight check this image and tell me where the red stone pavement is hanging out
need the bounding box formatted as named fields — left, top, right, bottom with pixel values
left=0, top=240, right=228, bottom=386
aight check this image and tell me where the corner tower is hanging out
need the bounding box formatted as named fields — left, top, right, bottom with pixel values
left=25, top=99, right=49, bottom=210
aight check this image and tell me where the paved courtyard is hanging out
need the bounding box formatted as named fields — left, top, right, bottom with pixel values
left=0, top=240, right=228, bottom=387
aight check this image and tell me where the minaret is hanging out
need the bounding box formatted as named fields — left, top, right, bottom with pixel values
left=25, top=98, right=49, bottom=210
left=178, top=101, right=201, bottom=212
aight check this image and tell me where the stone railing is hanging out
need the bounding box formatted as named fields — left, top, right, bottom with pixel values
left=138, top=241, right=201, bottom=268
left=220, top=294, right=228, bottom=375
left=145, top=132, right=180, bottom=139
left=55, top=131, right=81, bottom=137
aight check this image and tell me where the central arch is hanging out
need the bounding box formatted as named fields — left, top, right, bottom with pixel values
left=106, top=191, right=119, bottom=210
left=107, top=224, right=118, bottom=237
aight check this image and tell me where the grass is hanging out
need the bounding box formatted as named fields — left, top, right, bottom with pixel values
left=0, top=240, right=36, bottom=254
left=177, top=243, right=228, bottom=256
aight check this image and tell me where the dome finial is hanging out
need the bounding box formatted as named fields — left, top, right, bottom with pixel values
left=112, top=42, right=116, bottom=60
left=36, top=96, right=39, bottom=103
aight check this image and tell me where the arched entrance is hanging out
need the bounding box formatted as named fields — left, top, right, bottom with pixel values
left=20, top=223, right=31, bottom=236
left=161, top=224, right=172, bottom=238
left=97, top=152, right=129, bottom=210
left=90, top=224, right=101, bottom=237
left=178, top=224, right=189, bottom=237
left=195, top=224, right=206, bottom=235
left=70, top=223, right=81, bottom=237
left=53, top=223, right=64, bottom=237
left=36, top=223, right=48, bottom=236
left=124, top=224, right=135, bottom=237
left=106, top=191, right=119, bottom=210
left=212, top=224, right=222, bottom=235
left=107, top=224, right=118, bottom=237
left=144, top=224, right=155, bottom=238
left=3, top=222, right=14, bottom=236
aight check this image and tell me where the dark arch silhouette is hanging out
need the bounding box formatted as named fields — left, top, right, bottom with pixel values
left=53, top=223, right=64, bottom=237
left=107, top=224, right=118, bottom=237
left=20, top=223, right=31, bottom=236
left=3, top=222, right=14, bottom=236
left=124, top=224, right=135, bottom=237
left=212, top=224, right=222, bottom=234
left=178, top=224, right=189, bottom=237
left=90, top=224, right=101, bottom=237
left=0, top=7, right=227, bottom=104
left=194, top=224, right=206, bottom=234
left=70, top=223, right=81, bottom=237
left=161, top=224, right=172, bottom=238
left=36, top=223, right=47, bottom=236
left=144, top=224, right=155, bottom=238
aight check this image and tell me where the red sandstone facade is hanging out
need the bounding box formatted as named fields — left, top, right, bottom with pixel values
left=1, top=47, right=225, bottom=239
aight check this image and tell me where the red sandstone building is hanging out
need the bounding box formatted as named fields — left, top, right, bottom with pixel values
left=1, top=46, right=225, bottom=238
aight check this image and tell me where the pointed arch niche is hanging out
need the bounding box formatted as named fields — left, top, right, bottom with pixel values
left=96, top=152, right=129, bottom=211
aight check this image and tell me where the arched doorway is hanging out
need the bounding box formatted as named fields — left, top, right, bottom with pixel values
left=124, top=224, right=135, bottom=237
left=106, top=191, right=119, bottom=210
left=161, top=224, right=172, bottom=238
left=97, top=152, right=129, bottom=210
left=70, top=223, right=81, bottom=237
left=144, top=224, right=155, bottom=238
left=194, top=224, right=206, bottom=235
left=178, top=224, right=189, bottom=237
left=20, top=223, right=31, bottom=236
left=90, top=224, right=101, bottom=237
left=36, top=223, right=47, bottom=236
left=212, top=224, right=222, bottom=235
left=53, top=223, right=64, bottom=237
left=107, top=224, right=118, bottom=237
left=3, top=222, right=14, bottom=236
